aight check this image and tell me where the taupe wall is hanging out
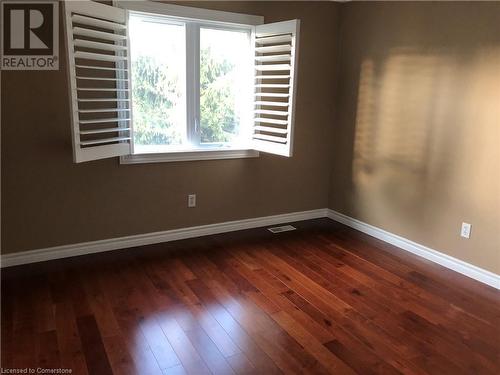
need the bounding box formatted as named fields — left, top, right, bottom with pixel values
left=329, top=1, right=500, bottom=273
left=1, top=2, right=340, bottom=254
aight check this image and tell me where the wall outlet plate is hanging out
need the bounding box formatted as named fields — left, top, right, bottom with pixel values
left=188, top=194, right=196, bottom=208
left=461, top=222, right=471, bottom=239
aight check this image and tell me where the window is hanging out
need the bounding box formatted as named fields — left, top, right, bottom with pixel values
left=129, top=15, right=187, bottom=151
left=128, top=15, right=253, bottom=153
left=63, top=1, right=300, bottom=163
left=198, top=27, right=252, bottom=148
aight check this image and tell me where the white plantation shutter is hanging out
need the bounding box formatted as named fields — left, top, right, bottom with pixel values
left=252, top=20, right=300, bottom=157
left=64, top=1, right=132, bottom=163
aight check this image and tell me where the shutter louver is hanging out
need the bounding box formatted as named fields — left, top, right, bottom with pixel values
left=64, top=1, right=132, bottom=163
left=252, top=20, right=300, bottom=157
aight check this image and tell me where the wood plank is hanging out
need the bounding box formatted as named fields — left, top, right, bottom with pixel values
left=226, top=353, right=257, bottom=375
left=163, top=364, right=187, bottom=375
left=271, top=310, right=356, bottom=374
left=102, top=335, right=137, bottom=375
left=154, top=259, right=243, bottom=359
left=54, top=302, right=89, bottom=375
left=115, top=263, right=182, bottom=371
left=182, top=258, right=281, bottom=374
left=12, top=279, right=38, bottom=369
left=97, top=267, right=164, bottom=375
left=1, top=284, right=14, bottom=369
left=157, top=313, right=211, bottom=375
left=184, top=327, right=236, bottom=375
left=226, top=250, right=334, bottom=344
left=191, top=255, right=330, bottom=374
left=76, top=315, right=114, bottom=375
left=36, top=330, right=60, bottom=370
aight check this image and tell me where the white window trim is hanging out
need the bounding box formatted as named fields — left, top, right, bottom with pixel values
left=121, top=148, right=259, bottom=164
left=114, top=1, right=263, bottom=164
left=114, top=1, right=263, bottom=27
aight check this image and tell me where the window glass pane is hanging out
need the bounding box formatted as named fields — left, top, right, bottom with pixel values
left=129, top=15, right=186, bottom=152
left=200, top=28, right=252, bottom=146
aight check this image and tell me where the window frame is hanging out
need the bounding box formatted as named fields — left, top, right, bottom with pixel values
left=188, top=22, right=254, bottom=149
left=114, top=1, right=263, bottom=164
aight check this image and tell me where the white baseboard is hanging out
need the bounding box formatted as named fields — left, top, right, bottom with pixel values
left=0, top=209, right=328, bottom=268
left=2, top=207, right=498, bottom=290
left=327, top=209, right=500, bottom=290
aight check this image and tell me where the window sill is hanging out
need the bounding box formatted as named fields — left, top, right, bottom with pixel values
left=120, top=148, right=259, bottom=164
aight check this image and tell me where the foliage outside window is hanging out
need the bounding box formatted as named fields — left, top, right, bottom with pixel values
left=129, top=15, right=252, bottom=153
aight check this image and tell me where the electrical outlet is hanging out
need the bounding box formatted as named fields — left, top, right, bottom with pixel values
left=460, top=222, right=471, bottom=239
left=188, top=194, right=196, bottom=208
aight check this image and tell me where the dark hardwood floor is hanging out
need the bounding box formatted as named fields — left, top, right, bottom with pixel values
left=2, top=219, right=499, bottom=374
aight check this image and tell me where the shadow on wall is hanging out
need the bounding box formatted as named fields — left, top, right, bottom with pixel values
left=334, top=45, right=500, bottom=249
